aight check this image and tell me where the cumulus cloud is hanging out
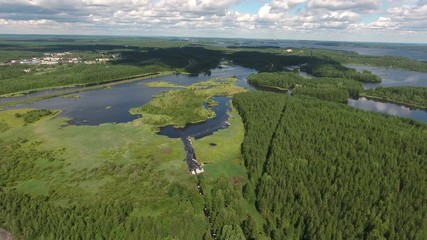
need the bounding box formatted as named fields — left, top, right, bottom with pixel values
left=307, top=0, right=381, bottom=11
left=0, top=0, right=425, bottom=42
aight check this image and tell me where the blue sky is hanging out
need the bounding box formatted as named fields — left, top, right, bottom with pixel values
left=231, top=1, right=265, bottom=14
left=0, top=0, right=426, bottom=43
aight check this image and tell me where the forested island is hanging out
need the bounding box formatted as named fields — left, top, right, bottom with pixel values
left=247, top=72, right=362, bottom=103
left=361, top=86, right=427, bottom=109
left=1, top=36, right=427, bottom=239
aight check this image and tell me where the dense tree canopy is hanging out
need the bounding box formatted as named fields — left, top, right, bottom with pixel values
left=362, top=86, right=427, bottom=109
left=233, top=91, right=427, bottom=239
left=301, top=63, right=381, bottom=83
left=248, top=72, right=363, bottom=103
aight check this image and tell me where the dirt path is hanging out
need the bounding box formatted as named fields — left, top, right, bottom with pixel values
left=0, top=228, right=13, bottom=240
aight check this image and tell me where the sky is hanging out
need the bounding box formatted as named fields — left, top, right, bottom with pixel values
left=0, top=0, right=426, bottom=43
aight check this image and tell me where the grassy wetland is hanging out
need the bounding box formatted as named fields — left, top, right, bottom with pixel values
left=0, top=104, right=252, bottom=239
left=130, top=77, right=246, bottom=129
left=0, top=68, right=254, bottom=239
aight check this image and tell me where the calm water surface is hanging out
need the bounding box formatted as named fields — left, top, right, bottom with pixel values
left=346, top=64, right=427, bottom=89
left=345, top=64, right=427, bottom=123
left=4, top=66, right=256, bottom=130
left=216, top=40, right=427, bottom=61
left=0, top=86, right=82, bottom=104
left=348, top=97, right=427, bottom=123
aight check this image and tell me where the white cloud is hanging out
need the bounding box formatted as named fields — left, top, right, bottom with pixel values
left=0, top=0, right=425, bottom=42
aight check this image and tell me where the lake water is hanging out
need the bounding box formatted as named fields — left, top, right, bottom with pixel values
left=346, top=64, right=427, bottom=89
left=348, top=97, right=427, bottom=123
left=298, top=44, right=427, bottom=62
left=214, top=40, right=427, bottom=61
left=4, top=66, right=256, bottom=131
left=0, top=86, right=83, bottom=104
left=344, top=64, right=427, bottom=123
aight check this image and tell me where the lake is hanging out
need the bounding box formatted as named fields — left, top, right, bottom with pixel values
left=346, top=64, right=427, bottom=89
left=348, top=97, right=427, bottom=123
left=342, top=64, right=427, bottom=123
left=213, top=39, right=427, bottom=61
left=4, top=66, right=257, bottom=137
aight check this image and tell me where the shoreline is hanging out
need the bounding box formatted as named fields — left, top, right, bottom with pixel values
left=0, top=71, right=176, bottom=97
left=0, top=71, right=176, bottom=109
left=250, top=82, right=427, bottom=110
left=359, top=94, right=427, bottom=110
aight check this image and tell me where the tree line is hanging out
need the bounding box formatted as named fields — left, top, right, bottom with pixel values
left=362, top=86, right=427, bottom=109
left=248, top=72, right=363, bottom=103
left=301, top=63, right=381, bottom=83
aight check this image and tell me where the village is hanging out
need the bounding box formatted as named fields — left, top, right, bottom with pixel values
left=0, top=52, right=118, bottom=67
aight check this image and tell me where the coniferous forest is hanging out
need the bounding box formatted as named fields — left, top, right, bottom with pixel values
left=233, top=91, right=427, bottom=239
left=247, top=72, right=363, bottom=103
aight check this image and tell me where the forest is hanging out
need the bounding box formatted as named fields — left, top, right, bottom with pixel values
left=248, top=72, right=362, bottom=103
left=3, top=36, right=426, bottom=98
left=0, top=64, right=168, bottom=95
left=293, top=47, right=427, bottom=73
left=233, top=91, right=427, bottom=239
left=300, top=63, right=381, bottom=83
left=0, top=109, right=211, bottom=239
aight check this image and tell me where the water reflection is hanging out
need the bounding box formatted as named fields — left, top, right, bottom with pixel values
left=0, top=86, right=83, bottom=104
left=3, top=66, right=256, bottom=126
left=346, top=64, right=427, bottom=89
left=348, top=97, right=427, bottom=123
